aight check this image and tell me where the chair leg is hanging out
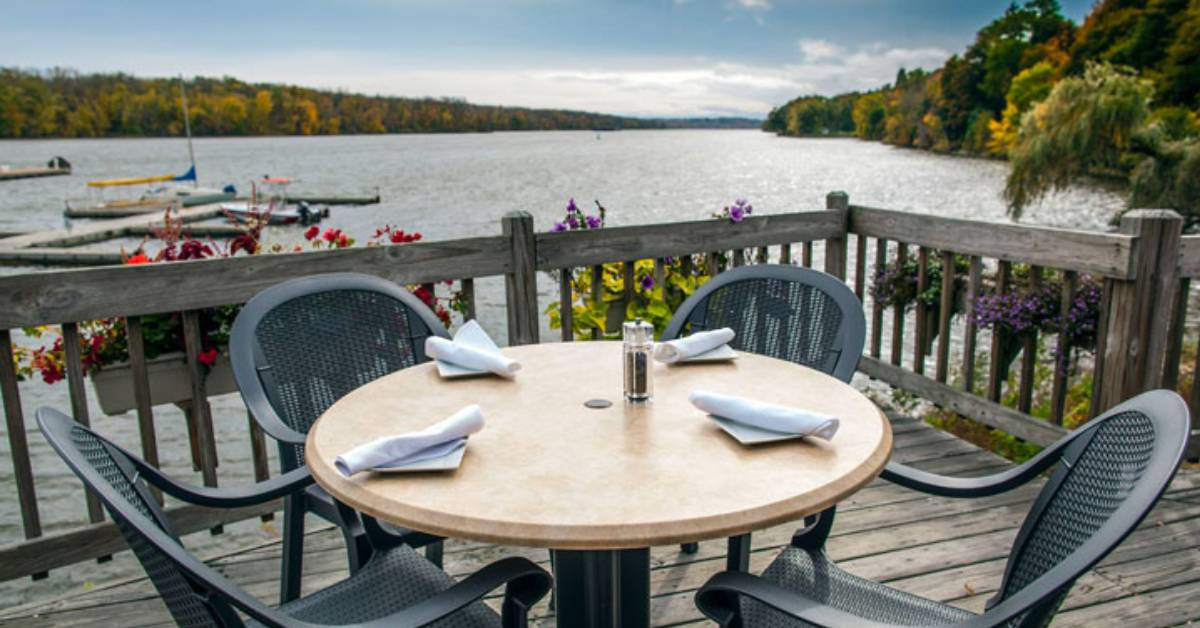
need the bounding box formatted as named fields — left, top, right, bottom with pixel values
left=342, top=526, right=373, bottom=574
left=726, top=533, right=751, bottom=572
left=680, top=542, right=699, bottom=554
left=280, top=494, right=305, bottom=604
left=424, top=540, right=444, bottom=568
left=791, top=506, right=837, bottom=551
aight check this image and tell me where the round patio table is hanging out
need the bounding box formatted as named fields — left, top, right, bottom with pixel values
left=307, top=341, right=891, bottom=627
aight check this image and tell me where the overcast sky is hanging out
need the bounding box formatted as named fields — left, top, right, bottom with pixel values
left=1, top=1, right=1096, bottom=118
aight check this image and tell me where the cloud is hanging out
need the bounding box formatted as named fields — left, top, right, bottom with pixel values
left=38, top=39, right=950, bottom=118
left=798, top=39, right=841, bottom=62
left=736, top=0, right=771, bottom=8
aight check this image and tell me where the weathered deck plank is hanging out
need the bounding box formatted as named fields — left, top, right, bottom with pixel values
left=1, top=418, right=1197, bottom=627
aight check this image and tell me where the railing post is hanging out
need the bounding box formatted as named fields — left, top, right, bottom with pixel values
left=502, top=211, right=540, bottom=345
left=1094, top=210, right=1183, bottom=415
left=825, top=191, right=849, bottom=280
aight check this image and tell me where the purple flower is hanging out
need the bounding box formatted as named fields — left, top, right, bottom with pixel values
left=566, top=198, right=579, bottom=213
left=585, top=214, right=602, bottom=229
left=640, top=275, right=655, bottom=291
left=567, top=216, right=579, bottom=229
left=729, top=205, right=745, bottom=223
left=551, top=222, right=567, bottom=232
left=745, top=204, right=753, bottom=214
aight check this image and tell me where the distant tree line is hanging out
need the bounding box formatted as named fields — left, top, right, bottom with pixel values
left=765, top=0, right=1199, bottom=224
left=0, top=68, right=691, bottom=138
left=765, top=0, right=1198, bottom=157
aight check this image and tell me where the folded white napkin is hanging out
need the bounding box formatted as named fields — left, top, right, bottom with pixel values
left=335, top=405, right=485, bottom=476
left=425, top=320, right=521, bottom=378
left=654, top=327, right=736, bottom=363
left=689, top=390, right=839, bottom=440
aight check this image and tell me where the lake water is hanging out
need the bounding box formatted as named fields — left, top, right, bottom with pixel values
left=0, top=130, right=1127, bottom=607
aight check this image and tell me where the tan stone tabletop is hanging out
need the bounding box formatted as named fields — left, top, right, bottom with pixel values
left=307, top=341, right=892, bottom=550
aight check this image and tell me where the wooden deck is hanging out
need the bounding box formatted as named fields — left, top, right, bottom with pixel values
left=2, top=414, right=1198, bottom=627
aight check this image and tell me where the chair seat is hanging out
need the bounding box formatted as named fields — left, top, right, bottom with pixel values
left=743, top=546, right=976, bottom=627
left=252, top=544, right=499, bottom=627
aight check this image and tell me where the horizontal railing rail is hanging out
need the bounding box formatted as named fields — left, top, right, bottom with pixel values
left=0, top=195, right=1193, bottom=584
left=848, top=205, right=1138, bottom=278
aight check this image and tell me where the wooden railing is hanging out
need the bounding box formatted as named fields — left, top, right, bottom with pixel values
left=0, top=195, right=1193, bottom=582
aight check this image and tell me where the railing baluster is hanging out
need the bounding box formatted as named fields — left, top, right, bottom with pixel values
left=891, top=244, right=908, bottom=367
left=125, top=316, right=162, bottom=504
left=706, top=252, right=718, bottom=276
left=1163, top=277, right=1190, bottom=390
left=962, top=256, right=982, bottom=393
left=623, top=260, right=635, bottom=306
left=854, top=234, right=867, bottom=301
left=987, top=260, right=1012, bottom=402
left=0, top=330, right=43, bottom=560
left=181, top=310, right=220, bottom=493
left=1018, top=266, right=1042, bottom=413
left=913, top=248, right=929, bottom=375
left=935, top=251, right=954, bottom=383
left=780, top=243, right=792, bottom=265
left=732, top=249, right=745, bottom=267
left=559, top=269, right=574, bottom=341
left=61, top=322, right=106, bottom=525
left=590, top=265, right=603, bottom=340
left=653, top=258, right=666, bottom=294
left=1051, top=271, right=1076, bottom=425
left=756, top=246, right=768, bottom=264
left=871, top=238, right=887, bottom=359
left=1089, top=280, right=1113, bottom=419
left=802, top=241, right=813, bottom=268
left=460, top=278, right=477, bottom=321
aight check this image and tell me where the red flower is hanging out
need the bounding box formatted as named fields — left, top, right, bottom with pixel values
left=304, top=225, right=320, bottom=241
left=198, top=348, right=219, bottom=367
left=125, top=252, right=151, bottom=265
left=322, top=228, right=340, bottom=242
left=337, top=233, right=351, bottom=247
left=389, top=230, right=406, bottom=244
left=411, top=232, right=422, bottom=241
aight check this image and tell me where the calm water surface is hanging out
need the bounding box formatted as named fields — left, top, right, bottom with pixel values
left=0, top=131, right=1125, bottom=607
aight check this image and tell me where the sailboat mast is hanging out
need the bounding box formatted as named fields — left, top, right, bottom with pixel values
left=179, top=75, right=197, bottom=187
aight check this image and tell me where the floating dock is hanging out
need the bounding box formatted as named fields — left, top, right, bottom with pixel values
left=63, top=193, right=380, bottom=219
left=0, top=165, right=71, bottom=182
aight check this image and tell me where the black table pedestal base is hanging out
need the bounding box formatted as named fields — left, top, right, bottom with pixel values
left=553, top=548, right=650, bottom=628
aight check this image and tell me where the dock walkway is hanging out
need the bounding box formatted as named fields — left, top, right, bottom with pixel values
left=2, top=414, right=1198, bottom=627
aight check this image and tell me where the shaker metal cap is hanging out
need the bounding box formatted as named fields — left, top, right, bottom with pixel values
left=622, top=318, right=654, bottom=345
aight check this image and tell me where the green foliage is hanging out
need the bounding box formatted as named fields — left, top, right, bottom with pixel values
left=1128, top=124, right=1200, bottom=226
left=764, top=93, right=857, bottom=137
left=1005, top=63, right=1153, bottom=217
left=0, top=68, right=669, bottom=138
left=545, top=257, right=711, bottom=341
left=851, top=93, right=887, bottom=140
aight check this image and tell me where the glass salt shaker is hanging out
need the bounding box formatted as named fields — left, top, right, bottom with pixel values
left=623, top=319, right=654, bottom=402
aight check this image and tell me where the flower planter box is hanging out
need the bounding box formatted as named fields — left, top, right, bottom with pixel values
left=90, top=351, right=237, bottom=416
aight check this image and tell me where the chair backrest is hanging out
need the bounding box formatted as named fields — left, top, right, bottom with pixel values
left=662, top=264, right=866, bottom=383
left=990, top=390, right=1189, bottom=627
left=37, top=408, right=236, bottom=628
left=231, top=273, right=450, bottom=471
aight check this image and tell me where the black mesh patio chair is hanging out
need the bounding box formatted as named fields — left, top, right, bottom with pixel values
left=37, top=407, right=552, bottom=628
left=662, top=264, right=865, bottom=564
left=694, top=389, right=1190, bottom=628
left=230, top=272, right=450, bottom=603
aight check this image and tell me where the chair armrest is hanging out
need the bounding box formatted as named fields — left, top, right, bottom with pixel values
left=351, top=557, right=552, bottom=628
left=131, top=459, right=313, bottom=508
left=696, top=571, right=897, bottom=628
left=881, top=433, right=1072, bottom=498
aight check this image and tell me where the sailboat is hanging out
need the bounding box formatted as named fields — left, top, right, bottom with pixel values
left=63, top=77, right=236, bottom=218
